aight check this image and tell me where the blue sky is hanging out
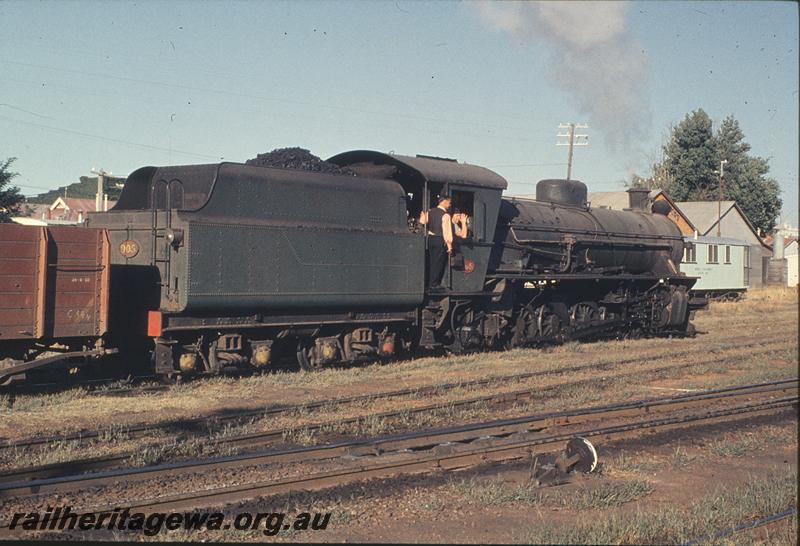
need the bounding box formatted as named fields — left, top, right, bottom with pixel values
left=1, top=0, right=797, bottom=224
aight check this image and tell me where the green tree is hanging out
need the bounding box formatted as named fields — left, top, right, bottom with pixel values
left=713, top=116, right=782, bottom=234
left=0, top=157, right=24, bottom=222
left=652, top=111, right=782, bottom=234
left=659, top=109, right=718, bottom=201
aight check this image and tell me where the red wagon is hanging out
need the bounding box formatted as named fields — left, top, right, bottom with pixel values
left=0, top=224, right=111, bottom=384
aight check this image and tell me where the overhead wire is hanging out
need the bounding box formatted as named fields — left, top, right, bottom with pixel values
left=0, top=59, right=548, bottom=137
left=0, top=115, right=224, bottom=161
left=4, top=36, right=545, bottom=125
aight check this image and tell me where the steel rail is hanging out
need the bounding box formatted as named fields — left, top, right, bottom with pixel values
left=0, top=341, right=794, bottom=485
left=0, top=378, right=795, bottom=499
left=1, top=375, right=162, bottom=398
left=17, top=395, right=796, bottom=518
left=683, top=507, right=798, bottom=545
left=1, top=334, right=790, bottom=452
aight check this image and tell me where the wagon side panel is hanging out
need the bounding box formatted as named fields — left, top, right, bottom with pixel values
left=45, top=226, right=109, bottom=339
left=0, top=224, right=46, bottom=342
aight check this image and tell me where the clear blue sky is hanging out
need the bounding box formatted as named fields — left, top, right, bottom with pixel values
left=1, top=0, right=797, bottom=224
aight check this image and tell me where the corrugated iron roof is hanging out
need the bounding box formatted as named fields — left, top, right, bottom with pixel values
left=585, top=189, right=666, bottom=210
left=51, top=197, right=97, bottom=211
left=674, top=201, right=737, bottom=235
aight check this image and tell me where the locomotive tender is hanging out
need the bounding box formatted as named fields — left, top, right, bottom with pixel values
left=0, top=150, right=705, bottom=383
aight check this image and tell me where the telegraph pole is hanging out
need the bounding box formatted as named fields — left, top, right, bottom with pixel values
left=557, top=123, right=589, bottom=181
left=715, top=159, right=728, bottom=237
left=90, top=168, right=111, bottom=212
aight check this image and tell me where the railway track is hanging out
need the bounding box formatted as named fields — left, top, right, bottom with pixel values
left=0, top=338, right=794, bottom=485
left=684, top=507, right=798, bottom=545
left=0, top=378, right=794, bottom=519
left=4, top=308, right=794, bottom=399
left=1, top=334, right=790, bottom=455
left=85, top=309, right=797, bottom=398
left=0, top=377, right=795, bottom=503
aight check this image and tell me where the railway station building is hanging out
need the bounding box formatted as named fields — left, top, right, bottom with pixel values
left=674, top=201, right=773, bottom=288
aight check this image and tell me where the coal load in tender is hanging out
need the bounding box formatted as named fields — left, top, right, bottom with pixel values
left=246, top=147, right=355, bottom=176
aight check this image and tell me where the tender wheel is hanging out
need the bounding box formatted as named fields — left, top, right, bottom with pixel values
left=296, top=341, right=321, bottom=372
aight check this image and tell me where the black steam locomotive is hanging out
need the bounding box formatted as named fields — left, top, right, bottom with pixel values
left=82, top=150, right=703, bottom=376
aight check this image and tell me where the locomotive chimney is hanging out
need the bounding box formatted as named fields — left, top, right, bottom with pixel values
left=627, top=188, right=650, bottom=211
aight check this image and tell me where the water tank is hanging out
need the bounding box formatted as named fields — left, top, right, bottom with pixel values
left=536, top=179, right=587, bottom=207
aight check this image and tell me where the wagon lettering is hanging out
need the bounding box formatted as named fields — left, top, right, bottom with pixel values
left=66, top=309, right=92, bottom=321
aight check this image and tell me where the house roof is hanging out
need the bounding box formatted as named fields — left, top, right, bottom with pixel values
left=50, top=197, right=97, bottom=212
left=586, top=191, right=630, bottom=210
left=763, top=234, right=797, bottom=247
left=585, top=189, right=666, bottom=210
left=673, top=201, right=737, bottom=235
left=584, top=190, right=698, bottom=231
left=675, top=200, right=771, bottom=250
left=21, top=203, right=50, bottom=218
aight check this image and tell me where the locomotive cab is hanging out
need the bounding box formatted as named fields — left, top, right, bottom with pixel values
left=328, top=151, right=507, bottom=294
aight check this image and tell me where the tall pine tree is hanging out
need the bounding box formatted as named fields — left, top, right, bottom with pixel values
left=653, top=111, right=781, bottom=234
left=713, top=116, right=781, bottom=235
left=660, top=109, right=718, bottom=201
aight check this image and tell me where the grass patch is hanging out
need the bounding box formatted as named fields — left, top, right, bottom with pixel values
left=0, top=439, right=87, bottom=468
left=671, top=445, right=698, bottom=467
left=523, top=471, right=797, bottom=545
left=708, top=425, right=797, bottom=459
left=128, top=436, right=239, bottom=467
left=562, top=480, right=654, bottom=511
left=607, top=452, right=663, bottom=476
left=450, top=476, right=653, bottom=510
left=1, top=387, right=89, bottom=412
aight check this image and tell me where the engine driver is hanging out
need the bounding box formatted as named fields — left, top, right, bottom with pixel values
left=424, top=195, right=454, bottom=290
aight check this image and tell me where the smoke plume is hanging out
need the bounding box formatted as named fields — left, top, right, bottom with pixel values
left=475, top=1, right=650, bottom=154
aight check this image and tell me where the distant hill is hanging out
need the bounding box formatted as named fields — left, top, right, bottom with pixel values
left=26, top=176, right=125, bottom=204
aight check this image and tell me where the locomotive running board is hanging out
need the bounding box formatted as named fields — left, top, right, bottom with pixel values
left=0, top=348, right=118, bottom=386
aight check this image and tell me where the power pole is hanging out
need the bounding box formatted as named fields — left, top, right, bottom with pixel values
left=556, top=123, right=589, bottom=181
left=90, top=168, right=111, bottom=212
left=715, top=159, right=728, bottom=237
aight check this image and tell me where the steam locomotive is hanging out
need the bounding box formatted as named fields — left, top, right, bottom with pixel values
left=0, top=150, right=705, bottom=383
